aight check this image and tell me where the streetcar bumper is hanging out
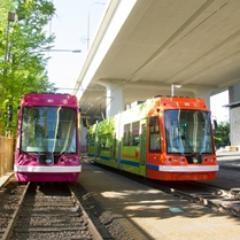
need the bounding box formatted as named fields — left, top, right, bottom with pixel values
left=14, top=165, right=81, bottom=182
left=146, top=164, right=219, bottom=181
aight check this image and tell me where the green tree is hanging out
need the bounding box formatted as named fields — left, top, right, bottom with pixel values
left=0, top=0, right=55, bottom=135
left=96, top=119, right=115, bottom=150
left=214, top=122, right=230, bottom=149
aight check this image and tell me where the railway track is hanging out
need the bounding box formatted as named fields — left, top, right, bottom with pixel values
left=0, top=180, right=103, bottom=240
left=138, top=178, right=240, bottom=218
left=167, top=181, right=240, bottom=218
left=92, top=161, right=240, bottom=219
left=0, top=177, right=28, bottom=240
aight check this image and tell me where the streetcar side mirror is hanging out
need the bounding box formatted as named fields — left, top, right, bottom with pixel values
left=213, top=120, right=218, bottom=130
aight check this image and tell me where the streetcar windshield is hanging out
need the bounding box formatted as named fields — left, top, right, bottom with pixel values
left=21, top=107, right=77, bottom=153
left=164, top=110, right=213, bottom=154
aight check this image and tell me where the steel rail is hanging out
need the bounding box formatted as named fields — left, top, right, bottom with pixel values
left=1, top=182, right=30, bottom=240
left=69, top=185, right=103, bottom=240
left=168, top=181, right=240, bottom=217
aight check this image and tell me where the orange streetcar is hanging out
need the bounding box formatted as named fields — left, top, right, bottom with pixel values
left=88, top=96, right=219, bottom=181
left=146, top=97, right=218, bottom=181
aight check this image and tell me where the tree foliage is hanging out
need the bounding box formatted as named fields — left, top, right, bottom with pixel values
left=0, top=0, right=55, bottom=135
left=97, top=119, right=115, bottom=150
left=97, top=118, right=115, bottom=136
left=214, top=122, right=230, bottom=149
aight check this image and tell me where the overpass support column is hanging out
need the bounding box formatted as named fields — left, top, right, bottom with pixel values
left=228, top=84, right=240, bottom=146
left=106, top=83, right=124, bottom=118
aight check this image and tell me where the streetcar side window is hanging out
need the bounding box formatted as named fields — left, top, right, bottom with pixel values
left=149, top=116, right=161, bottom=152
left=100, top=134, right=111, bottom=150
left=132, top=121, right=140, bottom=146
left=123, top=124, right=131, bottom=146
left=87, top=133, right=95, bottom=146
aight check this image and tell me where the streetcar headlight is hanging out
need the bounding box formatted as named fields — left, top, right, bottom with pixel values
left=203, top=157, right=216, bottom=164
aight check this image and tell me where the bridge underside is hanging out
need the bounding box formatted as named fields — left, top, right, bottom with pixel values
left=75, top=0, right=240, bottom=120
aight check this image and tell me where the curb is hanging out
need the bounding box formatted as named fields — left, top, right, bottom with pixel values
left=0, top=172, right=14, bottom=188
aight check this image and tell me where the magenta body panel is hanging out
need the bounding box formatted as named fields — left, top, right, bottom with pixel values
left=15, top=93, right=81, bottom=182
left=21, top=93, right=78, bottom=107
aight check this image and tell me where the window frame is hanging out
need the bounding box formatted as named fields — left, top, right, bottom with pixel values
left=132, top=121, right=140, bottom=146
left=123, top=121, right=140, bottom=147
left=148, top=116, right=161, bottom=153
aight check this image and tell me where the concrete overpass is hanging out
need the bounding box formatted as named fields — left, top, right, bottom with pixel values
left=74, top=0, right=240, bottom=145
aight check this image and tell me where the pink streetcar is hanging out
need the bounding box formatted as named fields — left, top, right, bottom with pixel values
left=14, top=93, right=81, bottom=182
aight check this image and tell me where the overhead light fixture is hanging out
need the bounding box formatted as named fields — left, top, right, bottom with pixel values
left=171, top=84, right=182, bottom=97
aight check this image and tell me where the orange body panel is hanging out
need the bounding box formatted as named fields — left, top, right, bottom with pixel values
left=146, top=170, right=217, bottom=181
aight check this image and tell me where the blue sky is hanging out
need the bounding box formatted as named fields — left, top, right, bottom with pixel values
left=46, top=0, right=108, bottom=91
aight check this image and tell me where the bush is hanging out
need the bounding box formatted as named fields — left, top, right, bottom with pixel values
left=214, top=122, right=230, bottom=149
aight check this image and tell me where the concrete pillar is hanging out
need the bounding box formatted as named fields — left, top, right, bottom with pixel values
left=106, top=83, right=124, bottom=117
left=80, top=123, right=88, bottom=153
left=229, top=83, right=240, bottom=103
left=228, top=83, right=240, bottom=146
